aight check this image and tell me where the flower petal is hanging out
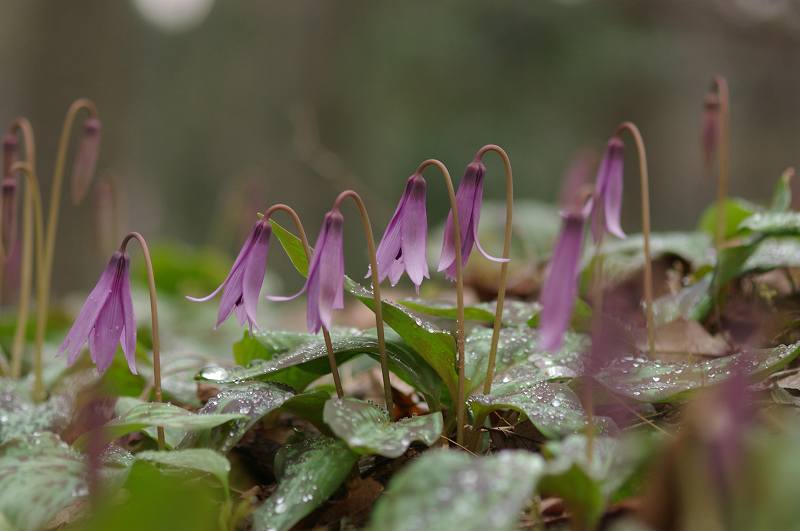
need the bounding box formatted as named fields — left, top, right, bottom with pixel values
left=538, top=213, right=585, bottom=352
left=439, top=161, right=484, bottom=278
left=88, top=268, right=126, bottom=374
left=372, top=178, right=410, bottom=282
left=119, top=255, right=137, bottom=374
left=400, top=175, right=429, bottom=288
left=603, top=141, right=625, bottom=239
left=60, top=252, right=120, bottom=364
left=242, top=222, right=270, bottom=328
left=317, top=211, right=345, bottom=329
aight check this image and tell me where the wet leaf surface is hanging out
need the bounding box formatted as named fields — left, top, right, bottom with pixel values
left=323, top=397, right=442, bottom=457
left=368, top=449, right=545, bottom=531
left=252, top=436, right=358, bottom=531
left=180, top=381, right=294, bottom=452
left=135, top=449, right=230, bottom=493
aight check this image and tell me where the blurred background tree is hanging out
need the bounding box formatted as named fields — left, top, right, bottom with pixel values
left=1, top=0, right=798, bottom=293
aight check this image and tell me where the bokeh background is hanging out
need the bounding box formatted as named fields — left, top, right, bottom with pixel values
left=1, top=0, right=799, bottom=298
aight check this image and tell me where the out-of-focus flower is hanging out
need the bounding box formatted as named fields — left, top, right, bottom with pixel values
left=438, top=159, right=508, bottom=280
left=372, top=173, right=429, bottom=291
left=188, top=219, right=271, bottom=330
left=590, top=137, right=625, bottom=243
left=1, top=134, right=18, bottom=255
left=271, top=210, right=345, bottom=333
left=70, top=117, right=102, bottom=205
left=59, top=251, right=137, bottom=374
left=538, top=211, right=587, bottom=352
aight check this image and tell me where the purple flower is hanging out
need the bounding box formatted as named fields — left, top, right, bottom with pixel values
left=372, top=173, right=429, bottom=291
left=70, top=117, right=102, bottom=205
left=271, top=210, right=345, bottom=333
left=188, top=219, right=271, bottom=330
left=702, top=93, right=720, bottom=172
left=538, top=209, right=587, bottom=352
left=590, top=137, right=625, bottom=243
left=438, top=159, right=508, bottom=280
left=59, top=251, right=137, bottom=374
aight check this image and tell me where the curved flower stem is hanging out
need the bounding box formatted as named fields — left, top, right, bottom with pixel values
left=712, top=76, right=730, bottom=249
left=264, top=203, right=344, bottom=398
left=7, top=119, right=39, bottom=379
left=31, top=99, right=98, bottom=401
left=8, top=162, right=45, bottom=387
left=119, top=231, right=164, bottom=450
left=615, top=122, right=655, bottom=357
left=332, top=191, right=393, bottom=414
left=475, top=144, right=514, bottom=395
left=415, top=159, right=467, bottom=445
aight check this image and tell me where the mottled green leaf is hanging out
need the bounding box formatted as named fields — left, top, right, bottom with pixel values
left=598, top=341, right=800, bottom=402
left=369, top=449, right=545, bottom=531
left=323, top=397, right=442, bottom=457
left=698, top=198, right=758, bottom=240
left=739, top=211, right=800, bottom=235
left=0, top=441, right=87, bottom=531
left=399, top=299, right=538, bottom=326
left=180, top=382, right=294, bottom=452
left=252, top=436, right=357, bottom=531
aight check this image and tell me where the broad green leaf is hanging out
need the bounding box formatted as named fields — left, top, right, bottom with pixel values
left=114, top=397, right=186, bottom=448
left=399, top=299, right=538, bottom=326
left=232, top=330, right=315, bottom=366
left=470, top=382, right=589, bottom=439
left=135, top=449, right=230, bottom=494
left=252, top=436, right=357, bottom=531
left=539, top=435, right=639, bottom=529
left=583, top=232, right=713, bottom=289
left=271, top=220, right=459, bottom=399
left=0, top=441, right=87, bottom=531
left=323, top=397, right=442, bottom=457
left=200, top=329, right=447, bottom=407
left=369, top=449, right=545, bottom=531
left=711, top=237, right=760, bottom=296
left=0, top=379, right=72, bottom=445
left=739, top=211, right=800, bottom=235
left=76, top=402, right=247, bottom=449
left=598, top=341, right=800, bottom=402
left=279, top=388, right=333, bottom=432
left=180, top=382, right=294, bottom=452
left=741, top=237, right=800, bottom=272
left=698, top=198, right=758, bottom=240
left=465, top=327, right=585, bottom=393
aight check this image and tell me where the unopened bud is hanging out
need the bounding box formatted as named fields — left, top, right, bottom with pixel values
left=70, top=118, right=102, bottom=205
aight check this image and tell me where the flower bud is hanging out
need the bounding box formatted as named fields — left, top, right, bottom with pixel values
left=70, top=117, right=102, bottom=204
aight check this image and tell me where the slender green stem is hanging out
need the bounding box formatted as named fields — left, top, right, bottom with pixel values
left=31, top=99, right=98, bottom=401
left=713, top=76, right=730, bottom=249
left=476, top=144, right=514, bottom=395
left=415, top=159, right=467, bottom=445
left=332, top=191, right=393, bottom=414
left=615, top=122, right=655, bottom=357
left=7, top=119, right=39, bottom=379
left=264, top=203, right=344, bottom=398
left=11, top=162, right=45, bottom=400
left=119, top=232, right=164, bottom=450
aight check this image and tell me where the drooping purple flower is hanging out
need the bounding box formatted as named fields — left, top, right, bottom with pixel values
left=70, top=117, right=102, bottom=205
left=371, top=173, right=429, bottom=291
left=187, top=219, right=271, bottom=330
left=590, top=137, right=625, bottom=243
left=59, top=251, right=137, bottom=374
left=271, top=210, right=345, bottom=333
left=438, top=159, right=508, bottom=280
left=538, top=208, right=588, bottom=352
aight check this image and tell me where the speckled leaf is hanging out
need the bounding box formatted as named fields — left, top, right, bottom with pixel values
left=180, top=382, right=294, bottom=452
left=135, top=449, right=230, bottom=493
left=464, top=327, right=584, bottom=393
left=0, top=441, right=88, bottom=531
left=199, top=329, right=446, bottom=407
left=232, top=330, right=317, bottom=366
left=369, top=449, right=545, bottom=531
left=323, top=398, right=442, bottom=457
left=271, top=220, right=458, bottom=399
left=652, top=275, right=712, bottom=326
left=739, top=211, right=800, bottom=235
left=583, top=232, right=713, bottom=288
left=77, top=402, right=247, bottom=449
left=598, top=341, right=800, bottom=403
left=741, top=237, right=800, bottom=271
left=470, top=382, right=589, bottom=439
left=0, top=379, right=73, bottom=445
left=252, top=436, right=357, bottom=531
